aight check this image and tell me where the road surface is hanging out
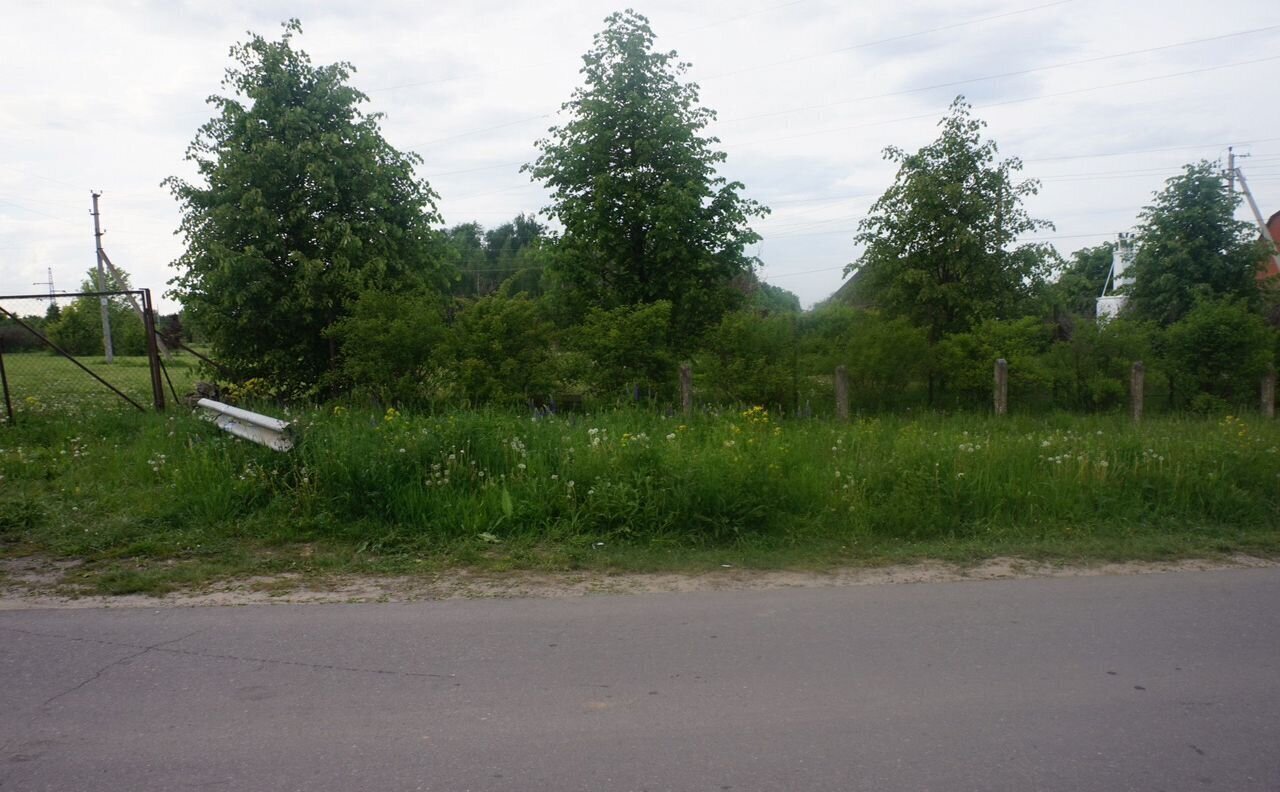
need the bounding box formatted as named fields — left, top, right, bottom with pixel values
left=2, top=568, right=1278, bottom=791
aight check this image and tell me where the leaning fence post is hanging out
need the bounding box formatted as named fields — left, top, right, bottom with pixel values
left=1263, top=368, right=1276, bottom=419
left=680, top=363, right=692, bottom=416
left=835, top=365, right=849, bottom=423
left=993, top=359, right=1008, bottom=416
left=142, top=289, right=165, bottom=411
left=1130, top=361, right=1144, bottom=423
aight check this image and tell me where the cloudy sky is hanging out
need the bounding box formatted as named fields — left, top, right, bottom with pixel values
left=2, top=0, right=1278, bottom=313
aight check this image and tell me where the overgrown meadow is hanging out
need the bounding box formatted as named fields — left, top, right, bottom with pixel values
left=1, top=404, right=1278, bottom=593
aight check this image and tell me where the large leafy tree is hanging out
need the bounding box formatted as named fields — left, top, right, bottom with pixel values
left=526, top=10, right=767, bottom=339
left=166, top=20, right=445, bottom=394
left=1125, top=161, right=1262, bottom=326
left=846, top=98, right=1052, bottom=345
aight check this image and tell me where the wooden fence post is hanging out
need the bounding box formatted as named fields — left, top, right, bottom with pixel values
left=1263, top=368, right=1276, bottom=419
left=680, top=363, right=692, bottom=417
left=993, top=359, right=1008, bottom=416
left=1130, top=361, right=1144, bottom=423
left=835, top=365, right=849, bottom=423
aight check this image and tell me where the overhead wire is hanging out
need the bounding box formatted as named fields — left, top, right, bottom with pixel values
left=397, top=0, right=1078, bottom=149
left=730, top=54, right=1280, bottom=149
left=700, top=0, right=1074, bottom=81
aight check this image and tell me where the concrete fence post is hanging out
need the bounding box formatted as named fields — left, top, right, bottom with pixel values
left=1130, top=361, right=1144, bottom=424
left=835, top=365, right=849, bottom=423
left=993, top=359, right=1008, bottom=416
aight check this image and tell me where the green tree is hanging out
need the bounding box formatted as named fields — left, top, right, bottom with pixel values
left=934, top=317, right=1056, bottom=410
left=1126, top=161, right=1262, bottom=326
left=801, top=306, right=930, bottom=410
left=444, top=214, right=548, bottom=298
left=1164, top=298, right=1274, bottom=410
left=1048, top=243, right=1115, bottom=320
left=325, top=291, right=448, bottom=405
left=439, top=295, right=556, bottom=405
left=568, top=301, right=676, bottom=401
left=846, top=98, right=1052, bottom=345
left=748, top=281, right=801, bottom=315
left=47, top=268, right=147, bottom=356
left=525, top=10, right=767, bottom=339
left=1041, top=317, right=1158, bottom=411
left=697, top=310, right=796, bottom=409
left=165, top=20, right=446, bottom=395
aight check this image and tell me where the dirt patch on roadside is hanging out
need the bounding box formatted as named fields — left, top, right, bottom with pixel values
left=1, top=553, right=1276, bottom=610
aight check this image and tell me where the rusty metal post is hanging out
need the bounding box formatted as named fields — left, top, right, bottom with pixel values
left=1263, top=368, right=1276, bottom=419
left=993, top=359, right=1008, bottom=416
left=141, top=289, right=165, bottom=411
left=0, top=337, right=13, bottom=425
left=835, top=365, right=849, bottom=422
left=1130, top=361, right=1144, bottom=423
left=680, top=363, right=692, bottom=417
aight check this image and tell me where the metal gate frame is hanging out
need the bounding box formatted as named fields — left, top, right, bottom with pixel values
left=0, top=288, right=166, bottom=417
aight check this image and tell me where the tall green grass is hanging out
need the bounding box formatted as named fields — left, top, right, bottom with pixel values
left=1, top=405, right=1278, bottom=589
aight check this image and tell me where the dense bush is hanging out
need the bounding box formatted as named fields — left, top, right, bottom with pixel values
left=1164, top=298, right=1276, bottom=411
left=697, top=310, right=796, bottom=410
left=325, top=291, right=448, bottom=406
left=802, top=306, right=929, bottom=411
left=566, top=301, right=677, bottom=403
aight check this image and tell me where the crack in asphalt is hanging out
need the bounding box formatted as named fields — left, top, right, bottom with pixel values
left=0, top=624, right=453, bottom=680
left=40, top=629, right=206, bottom=707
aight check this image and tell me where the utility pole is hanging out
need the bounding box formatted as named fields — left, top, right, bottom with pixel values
left=90, top=191, right=114, bottom=362
left=1234, top=166, right=1280, bottom=273
left=1227, top=147, right=1235, bottom=195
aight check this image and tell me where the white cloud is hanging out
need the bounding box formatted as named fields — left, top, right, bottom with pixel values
left=2, top=0, right=1277, bottom=313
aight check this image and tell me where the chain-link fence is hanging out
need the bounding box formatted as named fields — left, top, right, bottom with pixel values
left=0, top=290, right=194, bottom=423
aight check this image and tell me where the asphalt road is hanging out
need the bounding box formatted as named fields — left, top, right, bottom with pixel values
left=1, top=569, right=1278, bottom=792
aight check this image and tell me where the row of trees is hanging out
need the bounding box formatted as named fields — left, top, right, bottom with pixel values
left=163, top=15, right=1279, bottom=412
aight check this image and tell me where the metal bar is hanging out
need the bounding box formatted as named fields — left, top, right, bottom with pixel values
left=0, top=305, right=145, bottom=412
left=0, top=290, right=143, bottom=301
left=0, top=338, right=13, bottom=425
left=157, top=352, right=180, bottom=405
left=174, top=341, right=233, bottom=377
left=142, top=289, right=165, bottom=411
left=100, top=252, right=171, bottom=357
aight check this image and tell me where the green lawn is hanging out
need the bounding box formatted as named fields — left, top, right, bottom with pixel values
left=1, top=404, right=1277, bottom=595
left=0, top=352, right=202, bottom=418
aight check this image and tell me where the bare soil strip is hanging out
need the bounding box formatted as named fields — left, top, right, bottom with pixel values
left=2, top=554, right=1276, bottom=610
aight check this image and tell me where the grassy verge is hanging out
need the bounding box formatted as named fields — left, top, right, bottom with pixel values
left=1, top=405, right=1278, bottom=595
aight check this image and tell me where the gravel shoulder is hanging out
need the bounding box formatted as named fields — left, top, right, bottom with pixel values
left=2, top=553, right=1276, bottom=610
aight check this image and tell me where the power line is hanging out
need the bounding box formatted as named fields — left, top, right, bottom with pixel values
left=1026, top=135, right=1280, bottom=163
left=732, top=54, right=1280, bottom=149
left=702, top=0, right=1074, bottom=82
left=365, top=0, right=821, bottom=94
left=417, top=113, right=556, bottom=148
left=387, top=1, right=1075, bottom=149
left=721, top=25, right=1280, bottom=127
left=426, top=160, right=529, bottom=178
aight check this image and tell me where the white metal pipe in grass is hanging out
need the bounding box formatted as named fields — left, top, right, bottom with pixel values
left=196, top=398, right=294, bottom=452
